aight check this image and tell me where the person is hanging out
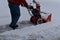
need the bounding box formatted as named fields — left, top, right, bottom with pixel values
left=7, top=0, right=29, bottom=29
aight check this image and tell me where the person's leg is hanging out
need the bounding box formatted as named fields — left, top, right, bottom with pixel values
left=8, top=2, right=20, bottom=28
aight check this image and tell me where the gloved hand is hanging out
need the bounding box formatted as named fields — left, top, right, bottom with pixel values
left=21, top=4, right=33, bottom=10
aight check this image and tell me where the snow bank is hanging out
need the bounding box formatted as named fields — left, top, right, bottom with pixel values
left=0, top=22, right=60, bottom=40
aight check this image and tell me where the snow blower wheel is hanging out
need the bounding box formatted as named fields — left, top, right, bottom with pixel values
left=30, top=16, right=42, bottom=25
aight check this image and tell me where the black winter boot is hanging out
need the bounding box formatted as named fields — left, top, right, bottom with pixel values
left=9, top=24, right=18, bottom=29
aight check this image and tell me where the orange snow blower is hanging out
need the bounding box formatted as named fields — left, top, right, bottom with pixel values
left=29, top=7, right=52, bottom=24
left=28, top=1, right=52, bottom=24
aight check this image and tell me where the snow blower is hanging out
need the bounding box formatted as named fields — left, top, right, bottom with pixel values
left=28, top=5, right=52, bottom=25
left=28, top=2, right=52, bottom=25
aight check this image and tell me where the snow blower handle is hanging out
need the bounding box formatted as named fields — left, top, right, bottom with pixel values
left=27, top=5, right=34, bottom=16
left=28, top=9, right=33, bottom=16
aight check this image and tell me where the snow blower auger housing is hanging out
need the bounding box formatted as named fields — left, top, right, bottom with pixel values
left=31, top=13, right=52, bottom=24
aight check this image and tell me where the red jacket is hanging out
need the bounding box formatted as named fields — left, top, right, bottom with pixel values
left=8, top=0, right=28, bottom=7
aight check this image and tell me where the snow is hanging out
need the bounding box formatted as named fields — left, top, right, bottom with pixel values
left=0, top=0, right=60, bottom=40
left=0, top=22, right=60, bottom=40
